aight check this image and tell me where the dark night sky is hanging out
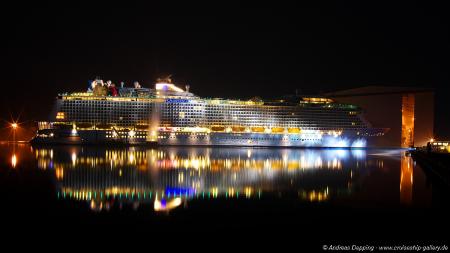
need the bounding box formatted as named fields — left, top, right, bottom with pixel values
left=1, top=3, right=449, bottom=139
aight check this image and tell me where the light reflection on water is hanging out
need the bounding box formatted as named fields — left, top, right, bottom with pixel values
left=3, top=144, right=431, bottom=213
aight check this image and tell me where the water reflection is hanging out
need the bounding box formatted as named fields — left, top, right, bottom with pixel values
left=32, top=146, right=389, bottom=212
left=400, top=153, right=413, bottom=205
left=11, top=154, right=17, bottom=168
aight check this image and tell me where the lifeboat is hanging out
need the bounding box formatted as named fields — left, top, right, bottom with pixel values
left=271, top=127, right=285, bottom=133
left=232, top=126, right=246, bottom=132
left=288, top=128, right=301, bottom=134
left=251, top=127, right=265, bottom=133
left=211, top=126, right=225, bottom=132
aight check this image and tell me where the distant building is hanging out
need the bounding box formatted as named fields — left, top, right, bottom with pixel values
left=325, top=86, right=434, bottom=148
left=429, top=140, right=450, bottom=153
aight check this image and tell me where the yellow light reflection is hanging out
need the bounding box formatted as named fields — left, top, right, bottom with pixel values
left=35, top=147, right=362, bottom=209
left=56, top=168, right=64, bottom=180
left=71, top=152, right=77, bottom=165
left=300, top=189, right=329, bottom=202
left=400, top=153, right=413, bottom=205
left=154, top=196, right=182, bottom=212
left=11, top=154, right=17, bottom=168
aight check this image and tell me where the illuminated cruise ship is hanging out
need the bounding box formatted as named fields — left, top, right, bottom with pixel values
left=31, top=77, right=387, bottom=147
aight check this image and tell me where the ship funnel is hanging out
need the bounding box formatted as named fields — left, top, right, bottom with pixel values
left=185, top=85, right=190, bottom=93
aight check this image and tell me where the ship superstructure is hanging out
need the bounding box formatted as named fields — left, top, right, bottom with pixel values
left=32, top=77, right=386, bottom=147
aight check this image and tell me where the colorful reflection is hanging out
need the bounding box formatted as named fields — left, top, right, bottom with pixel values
left=154, top=196, right=182, bottom=212
left=33, top=146, right=395, bottom=212
left=0, top=143, right=432, bottom=214
left=34, top=147, right=372, bottom=211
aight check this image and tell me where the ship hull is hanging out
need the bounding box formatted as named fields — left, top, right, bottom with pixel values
left=31, top=129, right=368, bottom=148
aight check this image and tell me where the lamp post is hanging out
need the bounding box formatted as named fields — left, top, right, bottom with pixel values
left=11, top=123, right=18, bottom=168
left=11, top=123, right=18, bottom=143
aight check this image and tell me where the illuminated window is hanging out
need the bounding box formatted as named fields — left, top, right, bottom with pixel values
left=56, top=112, right=65, bottom=120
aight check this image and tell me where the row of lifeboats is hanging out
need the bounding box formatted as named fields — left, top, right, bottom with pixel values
left=58, top=123, right=302, bottom=134
left=70, top=123, right=150, bottom=130
left=210, top=126, right=301, bottom=134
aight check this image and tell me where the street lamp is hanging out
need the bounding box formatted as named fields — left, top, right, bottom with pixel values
left=11, top=123, right=18, bottom=143
left=11, top=122, right=18, bottom=168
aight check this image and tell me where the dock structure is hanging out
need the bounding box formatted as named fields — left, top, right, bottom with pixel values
left=411, top=149, right=450, bottom=188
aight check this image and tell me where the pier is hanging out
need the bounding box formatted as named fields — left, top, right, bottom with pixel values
left=411, top=149, right=450, bottom=188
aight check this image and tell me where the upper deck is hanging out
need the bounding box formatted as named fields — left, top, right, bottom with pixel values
left=58, top=78, right=359, bottom=110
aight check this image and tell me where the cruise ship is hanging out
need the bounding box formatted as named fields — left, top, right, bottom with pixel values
left=31, top=77, right=387, bottom=147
